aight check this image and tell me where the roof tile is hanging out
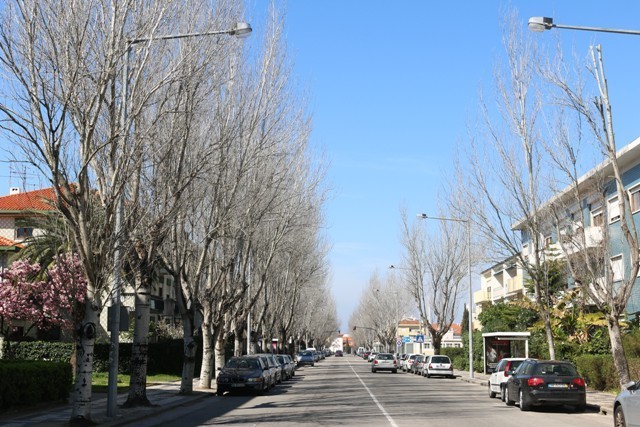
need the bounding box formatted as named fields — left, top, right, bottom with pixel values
left=0, top=188, right=56, bottom=211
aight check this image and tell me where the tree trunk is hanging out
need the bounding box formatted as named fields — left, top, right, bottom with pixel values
left=608, top=312, right=630, bottom=386
left=123, top=284, right=152, bottom=407
left=541, top=308, right=556, bottom=360
left=199, top=309, right=214, bottom=389
left=234, top=323, right=243, bottom=357
left=69, top=300, right=99, bottom=425
left=179, top=312, right=197, bottom=395
left=214, top=327, right=226, bottom=375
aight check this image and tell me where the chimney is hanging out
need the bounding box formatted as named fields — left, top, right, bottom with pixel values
left=9, top=187, right=20, bottom=195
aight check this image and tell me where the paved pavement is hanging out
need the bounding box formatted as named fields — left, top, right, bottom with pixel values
left=0, top=380, right=215, bottom=426
left=453, top=369, right=617, bottom=416
left=0, top=371, right=618, bottom=426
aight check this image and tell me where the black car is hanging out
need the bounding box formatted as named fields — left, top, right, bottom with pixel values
left=216, top=356, right=269, bottom=396
left=504, top=359, right=586, bottom=412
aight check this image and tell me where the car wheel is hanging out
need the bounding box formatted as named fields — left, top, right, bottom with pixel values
left=488, top=383, right=496, bottom=399
left=311, top=363, right=314, bottom=367
left=426, top=373, right=431, bottom=378
left=392, top=369, right=397, bottom=374
left=519, top=390, right=531, bottom=411
left=372, top=368, right=376, bottom=373
left=500, top=385, right=506, bottom=402
left=614, top=405, right=626, bottom=427
left=505, top=386, right=515, bottom=406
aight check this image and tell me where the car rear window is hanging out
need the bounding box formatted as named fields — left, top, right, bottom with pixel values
left=378, top=354, right=394, bottom=360
left=301, top=351, right=312, bottom=356
left=226, top=358, right=260, bottom=369
left=507, top=360, right=523, bottom=371
left=430, top=356, right=451, bottom=364
left=534, top=363, right=578, bottom=376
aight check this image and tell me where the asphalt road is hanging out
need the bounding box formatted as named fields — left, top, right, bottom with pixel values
left=124, top=356, right=613, bottom=427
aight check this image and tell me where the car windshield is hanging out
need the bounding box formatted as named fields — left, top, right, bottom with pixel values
left=378, top=354, right=394, bottom=360
left=300, top=351, right=312, bottom=356
left=534, top=363, right=578, bottom=376
left=430, top=356, right=450, bottom=364
left=225, top=358, right=260, bottom=370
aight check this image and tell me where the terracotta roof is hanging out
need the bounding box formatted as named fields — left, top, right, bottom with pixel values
left=0, top=188, right=57, bottom=211
left=0, top=235, right=23, bottom=249
left=399, top=319, right=420, bottom=325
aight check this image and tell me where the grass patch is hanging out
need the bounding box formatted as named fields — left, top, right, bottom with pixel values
left=91, top=372, right=181, bottom=393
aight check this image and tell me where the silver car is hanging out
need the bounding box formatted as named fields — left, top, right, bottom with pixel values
left=423, top=355, right=454, bottom=379
left=614, top=380, right=640, bottom=427
left=371, top=352, right=398, bottom=373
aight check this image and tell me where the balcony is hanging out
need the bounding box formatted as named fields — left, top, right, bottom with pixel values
left=474, top=289, right=492, bottom=304
left=559, top=226, right=603, bottom=255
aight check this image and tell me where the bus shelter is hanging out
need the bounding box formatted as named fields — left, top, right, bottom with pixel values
left=482, top=332, right=530, bottom=374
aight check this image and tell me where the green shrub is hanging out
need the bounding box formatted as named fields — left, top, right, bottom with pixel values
left=6, top=341, right=74, bottom=363
left=0, top=360, right=72, bottom=411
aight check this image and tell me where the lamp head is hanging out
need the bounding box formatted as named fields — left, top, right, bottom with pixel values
left=528, top=17, right=553, bottom=32
left=231, top=22, right=252, bottom=38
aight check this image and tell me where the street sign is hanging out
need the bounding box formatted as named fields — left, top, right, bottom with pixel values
left=396, top=340, right=402, bottom=347
left=415, top=334, right=425, bottom=343
left=402, top=336, right=411, bottom=343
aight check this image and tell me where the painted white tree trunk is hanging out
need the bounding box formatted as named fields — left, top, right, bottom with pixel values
left=199, top=320, right=214, bottom=389
left=214, top=329, right=226, bottom=376
left=70, top=300, right=99, bottom=424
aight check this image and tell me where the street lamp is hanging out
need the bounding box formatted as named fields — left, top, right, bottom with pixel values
left=528, top=17, right=640, bottom=36
left=107, top=21, right=252, bottom=418
left=416, top=213, right=474, bottom=379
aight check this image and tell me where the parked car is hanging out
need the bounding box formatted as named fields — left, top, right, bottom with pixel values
left=423, top=355, right=454, bottom=378
left=371, top=352, right=398, bottom=373
left=411, top=355, right=425, bottom=375
left=367, top=352, right=378, bottom=362
left=488, top=357, right=527, bottom=400
left=297, top=350, right=315, bottom=367
left=276, top=354, right=295, bottom=380
left=504, top=359, right=586, bottom=412
left=614, top=379, right=640, bottom=427
left=255, top=353, right=281, bottom=386
left=216, top=356, right=270, bottom=396
left=335, top=350, right=344, bottom=357
left=362, top=351, right=371, bottom=360
left=403, top=354, right=418, bottom=372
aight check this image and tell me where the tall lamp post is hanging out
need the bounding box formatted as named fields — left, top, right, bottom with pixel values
left=528, top=17, right=640, bottom=36
left=107, top=21, right=252, bottom=418
left=416, top=213, right=473, bottom=379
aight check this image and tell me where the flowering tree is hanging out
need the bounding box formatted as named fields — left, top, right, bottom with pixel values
left=0, top=254, right=87, bottom=347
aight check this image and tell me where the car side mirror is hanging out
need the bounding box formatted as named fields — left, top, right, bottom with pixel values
left=624, top=381, right=637, bottom=391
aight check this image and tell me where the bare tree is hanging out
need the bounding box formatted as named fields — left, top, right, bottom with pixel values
left=540, top=43, right=639, bottom=385
left=399, top=210, right=467, bottom=354
left=456, top=10, right=558, bottom=359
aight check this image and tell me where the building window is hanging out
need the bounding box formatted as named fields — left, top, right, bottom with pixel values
left=16, top=227, right=33, bottom=239
left=591, top=208, right=604, bottom=227
left=611, top=255, right=624, bottom=282
left=608, top=197, right=620, bottom=223
left=544, top=235, right=553, bottom=247
left=631, top=186, right=640, bottom=213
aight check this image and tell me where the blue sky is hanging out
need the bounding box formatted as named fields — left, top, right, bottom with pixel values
left=271, top=1, right=640, bottom=332
left=3, top=1, right=640, bottom=333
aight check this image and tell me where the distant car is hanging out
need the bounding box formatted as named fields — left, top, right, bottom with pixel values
left=335, top=350, right=344, bottom=357
left=504, top=359, right=586, bottom=412
left=297, top=350, right=315, bottom=367
left=423, top=355, right=454, bottom=379
left=362, top=351, right=371, bottom=360
left=216, top=356, right=269, bottom=396
left=367, top=352, right=378, bottom=362
left=403, top=354, right=418, bottom=372
left=488, top=358, right=527, bottom=400
left=276, top=354, right=295, bottom=380
left=371, top=352, right=398, bottom=373
left=411, top=355, right=425, bottom=374
left=255, top=353, right=281, bottom=385
left=614, top=379, right=640, bottom=427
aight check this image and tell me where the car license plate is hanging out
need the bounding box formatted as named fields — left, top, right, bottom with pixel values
left=548, top=383, right=568, bottom=389
left=232, top=384, right=245, bottom=388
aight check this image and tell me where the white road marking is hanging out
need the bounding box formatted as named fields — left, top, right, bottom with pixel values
left=347, top=359, right=399, bottom=427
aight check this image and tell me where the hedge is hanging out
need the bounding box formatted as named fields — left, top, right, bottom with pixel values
left=4, top=339, right=202, bottom=375
left=574, top=354, right=640, bottom=392
left=0, top=360, right=72, bottom=411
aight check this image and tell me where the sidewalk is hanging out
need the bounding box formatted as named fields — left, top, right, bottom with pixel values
left=453, top=369, right=616, bottom=416
left=0, top=380, right=214, bottom=426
